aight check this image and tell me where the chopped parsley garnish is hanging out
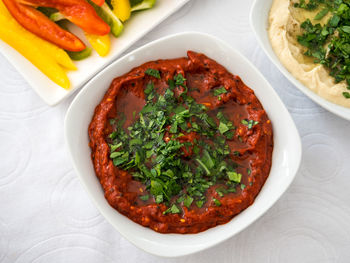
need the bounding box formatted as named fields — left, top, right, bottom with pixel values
left=108, top=73, right=249, bottom=213
left=183, top=195, right=194, bottom=208
left=343, top=91, right=350, bottom=98
left=213, top=198, right=221, bottom=206
left=314, top=7, right=329, bottom=20
left=145, top=68, right=161, bottom=79
left=294, top=0, right=350, bottom=98
left=139, top=195, right=149, bottom=201
left=196, top=200, right=204, bottom=208
left=174, top=73, right=186, bottom=87
left=227, top=171, right=242, bottom=183
left=294, top=0, right=326, bottom=11
left=216, top=188, right=225, bottom=197
left=218, top=122, right=229, bottom=134
left=213, top=86, right=227, bottom=96
left=163, top=204, right=180, bottom=214
left=241, top=119, right=259, bottom=129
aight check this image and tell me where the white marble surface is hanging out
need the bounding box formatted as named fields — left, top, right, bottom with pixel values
left=0, top=0, right=350, bottom=262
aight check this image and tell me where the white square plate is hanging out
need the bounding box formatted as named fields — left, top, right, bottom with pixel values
left=0, top=0, right=190, bottom=106
left=64, top=32, right=302, bottom=257
left=250, top=0, right=350, bottom=121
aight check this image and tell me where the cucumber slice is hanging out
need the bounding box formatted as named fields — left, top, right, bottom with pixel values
left=129, top=0, right=142, bottom=7
left=131, top=0, right=156, bottom=12
left=67, top=48, right=92, bottom=61
left=89, top=1, right=124, bottom=37
left=49, top=12, right=66, bottom=22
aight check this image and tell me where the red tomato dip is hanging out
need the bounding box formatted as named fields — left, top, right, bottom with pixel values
left=88, top=51, right=273, bottom=234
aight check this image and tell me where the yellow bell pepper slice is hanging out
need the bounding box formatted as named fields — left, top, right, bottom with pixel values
left=20, top=25, right=77, bottom=70
left=111, top=0, right=131, bottom=22
left=0, top=16, right=70, bottom=89
left=0, top=0, right=12, bottom=19
left=0, top=1, right=76, bottom=70
left=85, top=33, right=111, bottom=57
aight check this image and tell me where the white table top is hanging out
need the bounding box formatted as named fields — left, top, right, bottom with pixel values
left=1, top=0, right=350, bottom=262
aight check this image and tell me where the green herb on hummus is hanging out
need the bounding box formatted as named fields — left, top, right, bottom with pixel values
left=295, top=0, right=350, bottom=98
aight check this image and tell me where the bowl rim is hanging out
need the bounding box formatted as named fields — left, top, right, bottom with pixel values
left=249, top=0, right=350, bottom=121
left=64, top=31, right=302, bottom=257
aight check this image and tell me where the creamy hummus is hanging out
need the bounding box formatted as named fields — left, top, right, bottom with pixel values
left=268, top=0, right=350, bottom=108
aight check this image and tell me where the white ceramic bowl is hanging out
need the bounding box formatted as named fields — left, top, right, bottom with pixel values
left=0, top=0, right=189, bottom=106
left=250, top=0, right=350, bottom=121
left=64, top=32, right=302, bottom=257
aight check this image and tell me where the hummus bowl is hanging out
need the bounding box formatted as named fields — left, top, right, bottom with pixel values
left=250, top=0, right=350, bottom=121
left=64, top=32, right=301, bottom=257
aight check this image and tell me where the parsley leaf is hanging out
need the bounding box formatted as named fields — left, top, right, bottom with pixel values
left=174, top=73, right=186, bottom=87
left=144, top=82, right=154, bottom=94
left=241, top=119, right=259, bottom=129
left=183, top=195, right=194, bottom=208
left=343, top=92, right=350, bottom=98
left=163, top=204, right=180, bottom=214
left=219, top=122, right=229, bottom=134
left=139, top=195, right=149, bottom=201
left=145, top=68, right=160, bottom=79
left=196, top=200, right=204, bottom=208
left=213, top=86, right=227, bottom=96
left=227, top=171, right=242, bottom=183
left=314, top=8, right=329, bottom=20
left=213, top=198, right=221, bottom=206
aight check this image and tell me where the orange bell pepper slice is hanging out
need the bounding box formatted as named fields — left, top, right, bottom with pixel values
left=2, top=0, right=86, bottom=52
left=18, top=0, right=110, bottom=35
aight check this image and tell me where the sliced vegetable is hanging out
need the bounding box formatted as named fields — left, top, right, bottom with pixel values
left=85, top=34, right=111, bottom=57
left=129, top=0, right=143, bottom=6
left=91, top=2, right=124, bottom=37
left=18, top=0, right=110, bottom=35
left=49, top=12, right=65, bottom=22
left=0, top=16, right=69, bottom=88
left=49, top=10, right=111, bottom=57
left=0, top=1, right=76, bottom=70
left=49, top=10, right=110, bottom=57
left=131, top=0, right=156, bottom=12
left=0, top=0, right=12, bottom=18
left=89, top=0, right=124, bottom=37
left=2, top=0, right=85, bottom=52
left=67, top=48, right=92, bottom=61
left=111, top=0, right=131, bottom=21
left=91, top=0, right=105, bottom=6
left=36, top=6, right=57, bottom=17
